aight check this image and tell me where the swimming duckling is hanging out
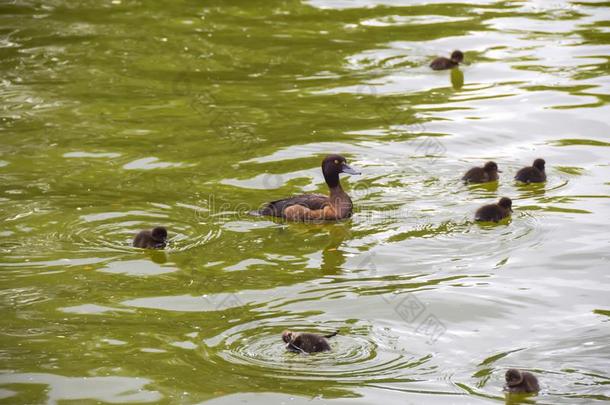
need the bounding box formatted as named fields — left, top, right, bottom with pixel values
left=430, top=50, right=464, bottom=70
left=504, top=369, right=540, bottom=394
left=133, top=226, right=168, bottom=249
left=475, top=197, right=512, bottom=222
left=254, top=154, right=360, bottom=221
left=462, top=161, right=500, bottom=183
left=515, top=158, right=546, bottom=183
left=282, top=330, right=338, bottom=354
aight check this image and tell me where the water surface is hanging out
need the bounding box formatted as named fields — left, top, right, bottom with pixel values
left=1, top=0, right=609, bottom=403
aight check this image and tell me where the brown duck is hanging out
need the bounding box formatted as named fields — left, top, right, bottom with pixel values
left=254, top=154, right=360, bottom=221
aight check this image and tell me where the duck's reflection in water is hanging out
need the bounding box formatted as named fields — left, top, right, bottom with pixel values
left=451, top=68, right=464, bottom=90
left=504, top=392, right=538, bottom=405
left=321, top=223, right=350, bottom=274
left=516, top=182, right=546, bottom=199
left=146, top=249, right=168, bottom=264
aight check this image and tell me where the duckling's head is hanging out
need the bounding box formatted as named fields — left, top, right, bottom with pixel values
left=450, top=50, right=464, bottom=63
left=151, top=226, right=168, bottom=242
left=322, top=155, right=361, bottom=186
left=282, top=330, right=294, bottom=343
left=505, top=369, right=523, bottom=386
left=498, top=197, right=513, bottom=211
left=483, top=161, right=500, bottom=173
left=533, top=158, right=545, bottom=171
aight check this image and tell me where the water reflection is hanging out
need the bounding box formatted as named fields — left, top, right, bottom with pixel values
left=451, top=68, right=465, bottom=90
left=146, top=249, right=168, bottom=264
left=0, top=373, right=161, bottom=403
left=504, top=394, right=538, bottom=405
left=321, top=223, right=350, bottom=274
left=515, top=182, right=546, bottom=199
left=466, top=180, right=499, bottom=195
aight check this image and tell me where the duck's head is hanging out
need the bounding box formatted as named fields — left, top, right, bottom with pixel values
left=483, top=161, right=500, bottom=173
left=282, top=330, right=294, bottom=343
left=151, top=226, right=168, bottom=242
left=498, top=197, right=513, bottom=212
left=322, top=154, right=361, bottom=186
left=450, top=50, right=464, bottom=63
left=505, top=369, right=523, bottom=387
left=533, top=158, right=545, bottom=171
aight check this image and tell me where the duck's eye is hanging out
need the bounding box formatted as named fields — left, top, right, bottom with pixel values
left=334, top=159, right=339, bottom=165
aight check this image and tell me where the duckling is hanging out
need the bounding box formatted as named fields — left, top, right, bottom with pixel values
left=515, top=158, right=546, bottom=183
left=282, top=330, right=338, bottom=354
left=504, top=369, right=540, bottom=394
left=462, top=161, right=500, bottom=183
left=430, top=50, right=464, bottom=70
left=475, top=197, right=512, bottom=222
left=254, top=154, right=360, bottom=221
left=133, top=226, right=168, bottom=249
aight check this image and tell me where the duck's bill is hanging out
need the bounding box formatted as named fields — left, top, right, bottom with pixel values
left=341, top=164, right=361, bottom=175
left=497, top=170, right=503, bottom=173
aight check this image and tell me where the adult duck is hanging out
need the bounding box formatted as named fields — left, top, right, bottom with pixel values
left=254, top=154, right=360, bottom=221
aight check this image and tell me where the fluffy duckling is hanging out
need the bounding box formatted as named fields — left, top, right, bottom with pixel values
left=133, top=226, right=168, bottom=249
left=504, top=369, right=540, bottom=394
left=515, top=158, right=546, bottom=183
left=463, top=161, right=500, bottom=183
left=475, top=197, right=512, bottom=222
left=282, top=330, right=338, bottom=354
left=430, top=50, right=464, bottom=70
left=254, top=154, right=360, bottom=221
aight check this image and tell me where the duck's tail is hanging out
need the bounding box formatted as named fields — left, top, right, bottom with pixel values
left=249, top=202, right=276, bottom=217
left=324, top=331, right=339, bottom=339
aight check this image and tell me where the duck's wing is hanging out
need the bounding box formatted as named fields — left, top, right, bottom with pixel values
left=430, top=57, right=455, bottom=70
left=475, top=205, right=495, bottom=222
left=462, top=167, right=483, bottom=182
left=256, top=194, right=329, bottom=217
left=514, top=167, right=529, bottom=181
left=515, top=167, right=538, bottom=182
left=133, top=231, right=150, bottom=248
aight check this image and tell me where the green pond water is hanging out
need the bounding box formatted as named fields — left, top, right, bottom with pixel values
left=1, top=0, right=609, bottom=403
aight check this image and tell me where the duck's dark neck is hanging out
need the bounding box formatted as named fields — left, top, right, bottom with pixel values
left=325, top=173, right=352, bottom=217
left=324, top=172, right=340, bottom=189
left=329, top=185, right=346, bottom=200
left=325, top=173, right=349, bottom=199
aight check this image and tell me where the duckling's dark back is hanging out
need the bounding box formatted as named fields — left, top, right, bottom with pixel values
left=475, top=200, right=511, bottom=222
left=515, top=159, right=546, bottom=183
left=430, top=57, right=458, bottom=71
left=463, top=166, right=498, bottom=183
left=290, top=332, right=331, bottom=353
left=133, top=227, right=167, bottom=249
left=515, top=167, right=546, bottom=183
